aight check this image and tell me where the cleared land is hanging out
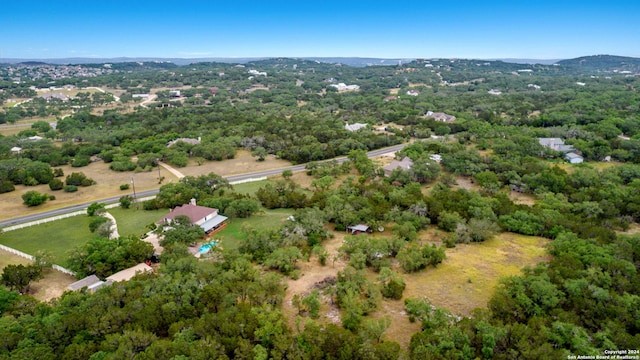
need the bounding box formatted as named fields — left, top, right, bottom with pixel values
left=281, top=230, right=549, bottom=348
left=179, top=150, right=293, bottom=177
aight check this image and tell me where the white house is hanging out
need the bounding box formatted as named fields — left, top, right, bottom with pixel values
left=426, top=111, right=456, bottom=123
left=565, top=152, right=584, bottom=164
left=345, top=123, right=367, bottom=132
left=538, top=138, right=575, bottom=153
left=159, top=199, right=227, bottom=234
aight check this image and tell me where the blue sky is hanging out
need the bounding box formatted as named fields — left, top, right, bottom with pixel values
left=2, top=1, right=639, bottom=60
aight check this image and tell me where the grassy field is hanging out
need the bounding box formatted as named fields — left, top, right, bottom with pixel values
left=0, top=215, right=94, bottom=266
left=231, top=179, right=273, bottom=195
left=108, top=207, right=168, bottom=238
left=215, top=208, right=295, bottom=250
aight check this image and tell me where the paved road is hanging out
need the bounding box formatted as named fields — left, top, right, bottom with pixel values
left=0, top=143, right=407, bottom=228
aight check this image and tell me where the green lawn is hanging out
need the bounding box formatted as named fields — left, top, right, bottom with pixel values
left=215, top=208, right=294, bottom=250
left=231, top=179, right=274, bottom=195
left=108, top=207, right=169, bottom=238
left=0, top=216, right=94, bottom=266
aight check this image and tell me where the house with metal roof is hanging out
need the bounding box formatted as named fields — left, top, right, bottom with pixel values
left=565, top=152, right=584, bottom=164
left=159, top=199, right=227, bottom=234
left=67, top=275, right=105, bottom=292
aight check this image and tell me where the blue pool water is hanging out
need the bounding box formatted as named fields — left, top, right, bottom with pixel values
left=199, top=241, right=218, bottom=253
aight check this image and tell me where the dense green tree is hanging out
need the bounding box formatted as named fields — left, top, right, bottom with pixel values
left=1, top=264, right=43, bottom=294
left=21, top=190, right=49, bottom=206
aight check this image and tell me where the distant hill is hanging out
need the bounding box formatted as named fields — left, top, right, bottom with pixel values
left=556, top=55, right=640, bottom=73
left=1, top=56, right=561, bottom=67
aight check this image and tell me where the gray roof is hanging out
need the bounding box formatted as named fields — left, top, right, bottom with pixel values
left=67, top=275, right=103, bottom=291
left=565, top=152, right=583, bottom=160
left=201, top=214, right=228, bottom=233
left=348, top=224, right=370, bottom=232
left=384, top=157, right=414, bottom=175
left=539, top=138, right=575, bottom=153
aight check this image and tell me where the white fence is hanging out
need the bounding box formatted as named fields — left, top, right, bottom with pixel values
left=2, top=210, right=86, bottom=232
left=51, top=264, right=76, bottom=276
left=0, top=244, right=34, bottom=261
left=0, top=244, right=76, bottom=276
left=229, top=176, right=267, bottom=185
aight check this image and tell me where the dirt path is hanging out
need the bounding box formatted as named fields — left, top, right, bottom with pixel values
left=159, top=161, right=185, bottom=179
left=103, top=212, right=120, bottom=239
left=140, top=94, right=157, bottom=108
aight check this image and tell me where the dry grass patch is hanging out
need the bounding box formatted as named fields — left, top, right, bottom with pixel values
left=179, top=150, right=293, bottom=178
left=509, top=191, right=536, bottom=206
left=369, top=232, right=549, bottom=347
left=401, top=232, right=549, bottom=317
left=454, top=176, right=481, bottom=191
left=286, top=171, right=315, bottom=190
left=0, top=161, right=177, bottom=221
left=30, top=269, right=76, bottom=302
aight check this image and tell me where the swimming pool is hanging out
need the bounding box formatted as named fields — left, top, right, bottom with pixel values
left=199, top=241, right=218, bottom=254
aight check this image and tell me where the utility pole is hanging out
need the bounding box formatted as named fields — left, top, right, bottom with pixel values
left=131, top=175, right=137, bottom=209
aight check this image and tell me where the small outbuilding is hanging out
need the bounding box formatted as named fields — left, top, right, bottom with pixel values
left=347, top=224, right=373, bottom=235
left=67, top=275, right=105, bottom=292
left=565, top=152, right=584, bottom=164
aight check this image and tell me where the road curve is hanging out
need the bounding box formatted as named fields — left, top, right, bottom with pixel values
left=0, top=143, right=407, bottom=228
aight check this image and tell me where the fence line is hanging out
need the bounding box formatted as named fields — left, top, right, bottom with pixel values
left=0, top=244, right=76, bottom=276
left=229, top=176, right=267, bottom=185
left=0, top=244, right=34, bottom=260
left=51, top=264, right=76, bottom=276
left=2, top=211, right=86, bottom=232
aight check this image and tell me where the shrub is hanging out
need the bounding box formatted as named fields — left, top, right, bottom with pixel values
left=119, top=195, right=133, bottom=209
left=66, top=172, right=94, bottom=186
left=49, top=178, right=64, bottom=191
left=87, top=202, right=106, bottom=216
left=63, top=185, right=78, bottom=192
left=0, top=180, right=15, bottom=194
left=22, top=191, right=48, bottom=207
left=71, top=156, right=90, bottom=167
left=24, top=177, right=39, bottom=186
left=89, top=216, right=110, bottom=233
left=120, top=184, right=130, bottom=190
left=143, top=199, right=160, bottom=210
left=80, top=178, right=95, bottom=187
